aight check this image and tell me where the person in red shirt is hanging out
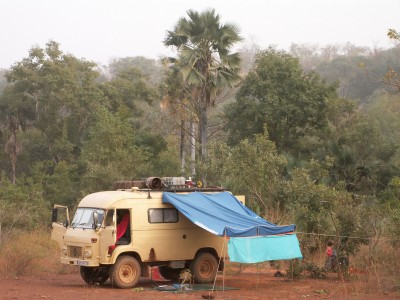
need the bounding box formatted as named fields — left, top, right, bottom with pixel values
left=324, top=240, right=337, bottom=271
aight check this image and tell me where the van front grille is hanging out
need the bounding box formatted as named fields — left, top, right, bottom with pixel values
left=68, top=246, right=82, bottom=258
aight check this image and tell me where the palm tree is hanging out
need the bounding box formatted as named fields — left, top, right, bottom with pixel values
left=164, top=9, right=242, bottom=159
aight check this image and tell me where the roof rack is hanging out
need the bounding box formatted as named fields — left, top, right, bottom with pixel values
left=113, top=177, right=224, bottom=192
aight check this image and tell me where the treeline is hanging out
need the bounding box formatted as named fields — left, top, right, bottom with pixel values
left=0, top=35, right=399, bottom=259
left=0, top=41, right=178, bottom=247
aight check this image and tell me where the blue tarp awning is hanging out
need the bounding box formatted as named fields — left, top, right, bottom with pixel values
left=162, top=191, right=296, bottom=237
left=162, top=191, right=302, bottom=262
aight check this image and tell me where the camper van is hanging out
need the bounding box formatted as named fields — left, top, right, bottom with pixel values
left=51, top=177, right=230, bottom=289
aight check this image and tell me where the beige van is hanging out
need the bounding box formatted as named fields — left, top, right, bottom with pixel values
left=51, top=178, right=228, bottom=288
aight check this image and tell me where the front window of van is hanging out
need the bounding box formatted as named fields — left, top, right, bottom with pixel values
left=71, top=208, right=105, bottom=228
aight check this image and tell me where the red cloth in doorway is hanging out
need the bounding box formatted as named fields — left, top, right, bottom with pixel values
left=116, top=212, right=129, bottom=241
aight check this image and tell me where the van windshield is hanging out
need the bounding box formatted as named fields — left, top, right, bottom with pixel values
left=71, top=208, right=105, bottom=229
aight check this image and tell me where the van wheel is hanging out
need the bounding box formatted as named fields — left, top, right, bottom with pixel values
left=110, top=256, right=141, bottom=288
left=190, top=252, right=218, bottom=284
left=80, top=266, right=109, bottom=285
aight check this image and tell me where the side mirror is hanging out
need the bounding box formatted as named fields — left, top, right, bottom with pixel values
left=93, top=211, right=99, bottom=229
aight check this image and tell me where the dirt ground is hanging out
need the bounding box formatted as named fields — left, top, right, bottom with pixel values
left=1, top=265, right=399, bottom=300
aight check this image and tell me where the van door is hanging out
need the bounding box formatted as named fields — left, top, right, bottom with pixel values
left=99, top=209, right=117, bottom=263
left=50, top=205, right=69, bottom=250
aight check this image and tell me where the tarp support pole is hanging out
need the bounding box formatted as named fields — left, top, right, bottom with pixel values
left=223, top=230, right=227, bottom=293
left=211, top=229, right=227, bottom=295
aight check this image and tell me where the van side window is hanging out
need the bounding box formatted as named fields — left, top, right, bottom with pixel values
left=148, top=208, right=178, bottom=223
left=105, top=210, right=114, bottom=227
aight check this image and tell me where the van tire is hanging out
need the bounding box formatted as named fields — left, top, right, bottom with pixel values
left=80, top=266, right=109, bottom=285
left=190, top=252, right=218, bottom=284
left=110, top=256, right=141, bottom=288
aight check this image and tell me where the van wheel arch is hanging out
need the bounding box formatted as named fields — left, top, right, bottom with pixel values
left=194, top=248, right=219, bottom=259
left=113, top=252, right=148, bottom=278
left=194, top=248, right=224, bottom=271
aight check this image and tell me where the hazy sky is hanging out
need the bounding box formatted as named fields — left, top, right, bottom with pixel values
left=1, top=0, right=398, bottom=69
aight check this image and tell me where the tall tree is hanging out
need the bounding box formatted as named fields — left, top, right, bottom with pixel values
left=161, top=55, right=196, bottom=175
left=3, top=114, right=21, bottom=184
left=225, top=48, right=336, bottom=155
left=100, top=65, right=169, bottom=174
left=164, top=9, right=242, bottom=159
left=0, top=74, right=36, bottom=184
left=101, top=66, right=159, bottom=116
left=80, top=107, right=149, bottom=192
left=0, top=41, right=101, bottom=182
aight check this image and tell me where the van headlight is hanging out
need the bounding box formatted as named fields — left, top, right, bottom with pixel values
left=62, top=246, right=67, bottom=256
left=84, top=250, right=93, bottom=258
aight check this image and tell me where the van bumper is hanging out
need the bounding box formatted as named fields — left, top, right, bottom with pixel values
left=61, top=257, right=99, bottom=267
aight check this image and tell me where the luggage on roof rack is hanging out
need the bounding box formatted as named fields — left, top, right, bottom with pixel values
left=113, top=176, right=214, bottom=191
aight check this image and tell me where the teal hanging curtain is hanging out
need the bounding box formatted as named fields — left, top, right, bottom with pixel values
left=228, top=234, right=303, bottom=263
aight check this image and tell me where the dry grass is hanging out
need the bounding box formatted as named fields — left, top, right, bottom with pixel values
left=0, top=228, right=77, bottom=278
left=350, top=244, right=400, bottom=293
left=225, top=243, right=400, bottom=294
